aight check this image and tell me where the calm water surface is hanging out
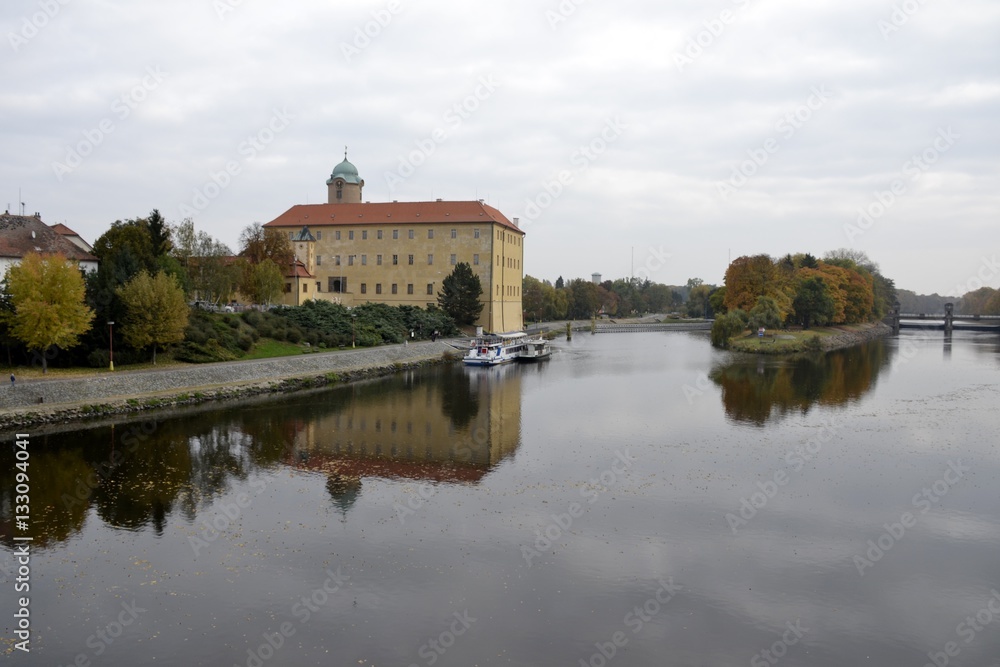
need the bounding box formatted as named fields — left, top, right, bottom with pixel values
left=2, top=330, right=1000, bottom=666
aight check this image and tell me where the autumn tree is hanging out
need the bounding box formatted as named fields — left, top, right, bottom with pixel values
left=173, top=220, right=237, bottom=305
left=117, top=271, right=189, bottom=364
left=239, top=258, right=284, bottom=306
left=723, top=255, right=792, bottom=318
left=4, top=253, right=94, bottom=373
left=239, top=222, right=294, bottom=266
left=438, top=262, right=483, bottom=325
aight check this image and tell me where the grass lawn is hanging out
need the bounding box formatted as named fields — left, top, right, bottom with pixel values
left=239, top=339, right=310, bottom=360
left=3, top=357, right=190, bottom=380
left=728, top=324, right=871, bottom=354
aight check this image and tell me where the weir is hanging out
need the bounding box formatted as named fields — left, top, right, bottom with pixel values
left=887, top=301, right=1000, bottom=334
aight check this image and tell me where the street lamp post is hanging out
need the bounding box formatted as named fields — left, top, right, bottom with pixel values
left=108, top=321, right=115, bottom=371
left=351, top=313, right=356, bottom=348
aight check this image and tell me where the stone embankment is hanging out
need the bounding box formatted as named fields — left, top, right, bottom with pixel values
left=818, top=322, right=893, bottom=350
left=0, top=340, right=462, bottom=430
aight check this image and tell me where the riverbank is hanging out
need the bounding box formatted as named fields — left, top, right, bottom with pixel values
left=0, top=340, right=463, bottom=430
left=728, top=321, right=892, bottom=354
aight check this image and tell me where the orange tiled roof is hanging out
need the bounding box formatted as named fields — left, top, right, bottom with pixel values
left=263, top=200, right=523, bottom=234
left=286, top=259, right=313, bottom=279
left=50, top=222, right=80, bottom=236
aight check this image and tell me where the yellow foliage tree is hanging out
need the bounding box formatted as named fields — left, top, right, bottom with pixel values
left=723, top=255, right=793, bottom=321
left=3, top=252, right=94, bottom=373
left=117, top=270, right=189, bottom=364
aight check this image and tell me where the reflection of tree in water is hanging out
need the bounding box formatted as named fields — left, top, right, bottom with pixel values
left=439, top=365, right=479, bottom=429
left=711, top=339, right=893, bottom=425
left=326, top=473, right=362, bottom=517
left=0, top=440, right=93, bottom=549
left=92, top=430, right=192, bottom=535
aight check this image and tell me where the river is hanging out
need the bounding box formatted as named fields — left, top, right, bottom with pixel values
left=2, top=330, right=999, bottom=666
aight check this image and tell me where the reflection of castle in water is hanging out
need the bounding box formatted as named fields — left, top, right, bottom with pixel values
left=282, top=364, right=523, bottom=507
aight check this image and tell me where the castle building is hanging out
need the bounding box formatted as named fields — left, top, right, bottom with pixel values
left=263, top=153, right=524, bottom=332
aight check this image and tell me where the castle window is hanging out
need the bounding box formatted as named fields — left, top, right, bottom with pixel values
left=474, top=229, right=480, bottom=239
left=375, top=284, right=382, bottom=295
left=451, top=229, right=457, bottom=239
left=428, top=229, right=434, bottom=239
left=362, top=230, right=368, bottom=240
left=361, top=283, right=367, bottom=294
left=303, top=283, right=308, bottom=293
left=378, top=230, right=383, bottom=240
left=361, top=255, right=367, bottom=266
left=284, top=283, right=291, bottom=293
left=407, top=284, right=414, bottom=295
left=316, top=231, right=322, bottom=241
left=449, top=254, right=456, bottom=265
left=349, top=231, right=354, bottom=240
left=408, top=229, right=414, bottom=239
left=426, top=284, right=433, bottom=295
left=393, top=229, right=399, bottom=240
left=335, top=255, right=341, bottom=266
left=427, top=254, right=433, bottom=265
left=336, top=231, right=341, bottom=240
left=317, top=255, right=322, bottom=266
left=392, top=284, right=398, bottom=294
left=377, top=254, right=382, bottom=266
left=408, top=254, right=414, bottom=265
left=392, top=254, right=398, bottom=265
left=473, top=254, right=479, bottom=265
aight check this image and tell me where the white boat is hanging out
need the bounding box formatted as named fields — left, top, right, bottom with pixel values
left=517, top=338, right=553, bottom=362
left=463, top=332, right=528, bottom=366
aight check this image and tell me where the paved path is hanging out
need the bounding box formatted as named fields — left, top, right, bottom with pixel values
left=0, top=340, right=458, bottom=411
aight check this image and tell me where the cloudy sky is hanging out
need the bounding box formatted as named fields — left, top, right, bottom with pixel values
left=2, top=0, right=998, bottom=295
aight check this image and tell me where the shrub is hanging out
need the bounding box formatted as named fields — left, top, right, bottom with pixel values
left=711, top=309, right=748, bottom=349
left=803, top=335, right=823, bottom=352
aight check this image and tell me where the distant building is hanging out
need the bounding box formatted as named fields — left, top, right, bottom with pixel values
left=263, top=153, right=525, bottom=332
left=592, top=273, right=602, bottom=285
left=0, top=213, right=99, bottom=276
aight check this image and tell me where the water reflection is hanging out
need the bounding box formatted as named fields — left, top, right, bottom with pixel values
left=282, top=365, right=522, bottom=509
left=0, top=364, right=522, bottom=550
left=710, top=339, right=894, bottom=425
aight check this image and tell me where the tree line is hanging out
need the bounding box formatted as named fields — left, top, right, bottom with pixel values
left=0, top=211, right=463, bottom=371
left=522, top=275, right=696, bottom=321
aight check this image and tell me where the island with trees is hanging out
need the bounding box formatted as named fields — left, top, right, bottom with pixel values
left=710, top=249, right=897, bottom=353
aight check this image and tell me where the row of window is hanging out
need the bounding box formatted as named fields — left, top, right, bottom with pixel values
left=286, top=279, right=434, bottom=295
left=287, top=279, right=518, bottom=299
left=497, top=255, right=521, bottom=270
left=359, top=283, right=435, bottom=296
left=497, top=229, right=523, bottom=246
left=294, top=228, right=486, bottom=242
left=318, top=253, right=480, bottom=267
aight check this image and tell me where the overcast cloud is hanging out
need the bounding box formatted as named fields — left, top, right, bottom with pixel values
left=2, top=0, right=998, bottom=295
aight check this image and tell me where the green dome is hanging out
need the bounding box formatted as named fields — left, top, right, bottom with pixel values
left=327, top=155, right=362, bottom=185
